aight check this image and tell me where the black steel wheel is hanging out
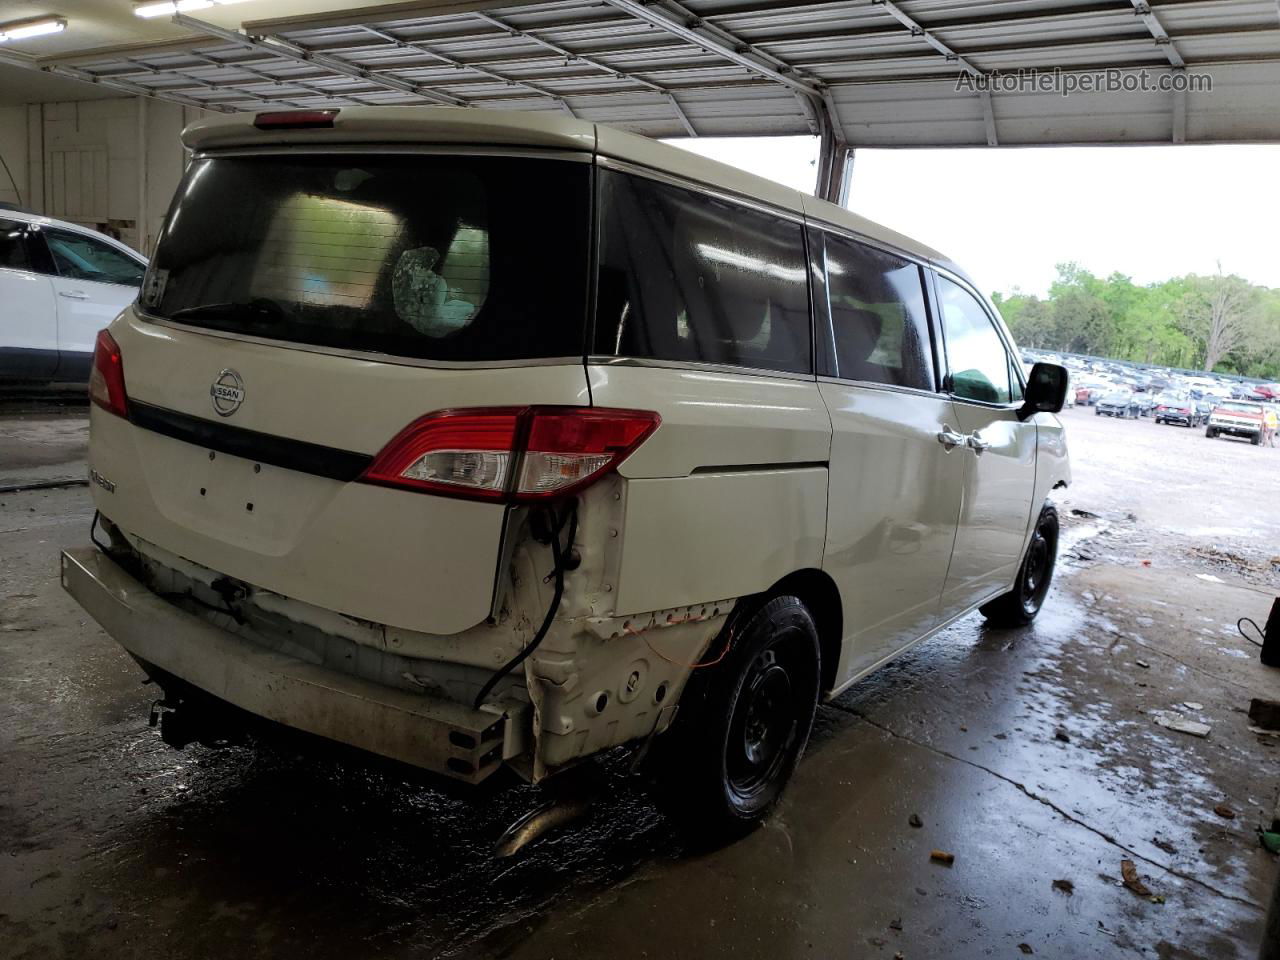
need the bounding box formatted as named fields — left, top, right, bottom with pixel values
left=655, top=595, right=820, bottom=839
left=980, top=504, right=1059, bottom=627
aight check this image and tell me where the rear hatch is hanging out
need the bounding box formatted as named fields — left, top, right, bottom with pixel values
left=92, top=147, right=592, bottom=636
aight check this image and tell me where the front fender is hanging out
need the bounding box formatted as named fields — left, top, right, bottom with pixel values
left=1034, top=412, right=1071, bottom=502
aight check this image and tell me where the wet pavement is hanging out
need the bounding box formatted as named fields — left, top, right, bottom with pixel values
left=0, top=396, right=89, bottom=492
left=2, top=401, right=1278, bottom=959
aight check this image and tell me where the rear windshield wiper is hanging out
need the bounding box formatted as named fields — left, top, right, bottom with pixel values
left=167, top=298, right=289, bottom=323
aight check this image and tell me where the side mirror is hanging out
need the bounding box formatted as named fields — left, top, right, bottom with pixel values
left=1017, top=362, right=1068, bottom=421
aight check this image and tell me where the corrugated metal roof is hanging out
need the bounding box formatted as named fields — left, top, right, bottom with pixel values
left=37, top=0, right=1280, bottom=145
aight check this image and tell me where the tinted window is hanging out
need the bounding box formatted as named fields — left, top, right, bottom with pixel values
left=823, top=233, right=933, bottom=389
left=595, top=170, right=810, bottom=374
left=937, top=276, right=1012, bottom=404
left=0, top=219, right=31, bottom=271
left=46, top=229, right=144, bottom=286
left=147, top=155, right=590, bottom=362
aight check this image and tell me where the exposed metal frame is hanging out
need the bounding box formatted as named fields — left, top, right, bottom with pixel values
left=470, top=10, right=698, bottom=135
left=1127, top=0, right=1190, bottom=142
left=182, top=49, right=384, bottom=108
left=1129, top=0, right=1188, bottom=69
left=14, top=0, right=1279, bottom=186
left=174, top=13, right=470, bottom=108
left=600, top=0, right=822, bottom=99
left=598, top=0, right=848, bottom=197
left=870, top=0, right=997, bottom=146
left=355, top=23, right=576, bottom=116
left=45, top=62, right=235, bottom=112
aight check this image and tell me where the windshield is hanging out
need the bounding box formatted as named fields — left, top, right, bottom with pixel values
left=1219, top=401, right=1261, bottom=414
left=143, top=154, right=591, bottom=362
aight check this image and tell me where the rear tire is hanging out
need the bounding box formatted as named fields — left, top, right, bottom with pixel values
left=980, top=504, right=1059, bottom=628
left=655, top=595, right=821, bottom=840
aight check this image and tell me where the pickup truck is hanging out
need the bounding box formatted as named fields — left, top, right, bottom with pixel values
left=1205, top=401, right=1264, bottom=444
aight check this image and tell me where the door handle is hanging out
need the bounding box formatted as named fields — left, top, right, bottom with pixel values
left=966, top=433, right=991, bottom=455
left=936, top=426, right=966, bottom=451
left=58, top=290, right=89, bottom=300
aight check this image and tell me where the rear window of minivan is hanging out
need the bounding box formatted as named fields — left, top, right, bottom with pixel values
left=593, top=169, right=811, bottom=375
left=143, top=154, right=590, bottom=363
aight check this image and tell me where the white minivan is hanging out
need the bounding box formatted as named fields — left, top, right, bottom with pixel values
left=0, top=209, right=147, bottom=383
left=62, top=108, right=1069, bottom=835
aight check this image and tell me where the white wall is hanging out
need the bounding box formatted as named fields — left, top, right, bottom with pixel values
left=142, top=100, right=208, bottom=254
left=0, top=106, right=28, bottom=209
left=2, top=96, right=212, bottom=255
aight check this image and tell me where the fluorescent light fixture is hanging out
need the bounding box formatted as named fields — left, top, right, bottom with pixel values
left=134, top=0, right=249, bottom=17
left=0, top=17, right=67, bottom=42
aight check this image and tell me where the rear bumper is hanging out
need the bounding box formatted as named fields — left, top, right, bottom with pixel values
left=60, top=547, right=518, bottom=783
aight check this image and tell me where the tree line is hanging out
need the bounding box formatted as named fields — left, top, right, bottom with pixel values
left=992, top=264, right=1280, bottom=379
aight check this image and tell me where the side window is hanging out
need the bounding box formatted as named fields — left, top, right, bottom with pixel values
left=936, top=276, right=1012, bottom=404
left=1008, top=354, right=1025, bottom=402
left=594, top=170, right=811, bottom=374
left=0, top=219, right=32, bottom=271
left=44, top=229, right=145, bottom=287
left=823, top=233, right=934, bottom=390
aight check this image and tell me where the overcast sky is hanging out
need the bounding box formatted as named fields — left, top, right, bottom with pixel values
left=670, top=137, right=1280, bottom=300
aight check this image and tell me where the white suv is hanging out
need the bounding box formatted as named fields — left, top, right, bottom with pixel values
left=0, top=208, right=147, bottom=384
left=62, top=108, right=1070, bottom=835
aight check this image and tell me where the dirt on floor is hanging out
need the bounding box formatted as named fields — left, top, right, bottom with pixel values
left=1, top=401, right=1278, bottom=960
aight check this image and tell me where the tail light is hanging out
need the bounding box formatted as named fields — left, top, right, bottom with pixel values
left=88, top=329, right=128, bottom=418
left=361, top=407, right=659, bottom=503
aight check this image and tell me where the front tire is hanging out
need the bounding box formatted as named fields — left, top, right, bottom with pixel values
left=1206, top=427, right=1217, bottom=438
left=980, top=504, right=1059, bottom=628
left=656, top=595, right=821, bottom=839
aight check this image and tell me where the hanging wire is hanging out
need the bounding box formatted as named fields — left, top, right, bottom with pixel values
left=1238, top=617, right=1265, bottom=648
left=473, top=502, right=577, bottom=709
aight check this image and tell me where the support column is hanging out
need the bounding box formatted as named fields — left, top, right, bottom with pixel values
left=814, top=120, right=853, bottom=206
left=136, top=95, right=148, bottom=254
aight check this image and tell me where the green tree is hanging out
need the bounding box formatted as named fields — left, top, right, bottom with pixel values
left=992, top=263, right=1279, bottom=377
left=1175, top=267, right=1259, bottom=372
left=995, top=292, right=1055, bottom=349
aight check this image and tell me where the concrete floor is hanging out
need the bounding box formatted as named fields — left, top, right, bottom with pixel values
left=2, top=402, right=1278, bottom=959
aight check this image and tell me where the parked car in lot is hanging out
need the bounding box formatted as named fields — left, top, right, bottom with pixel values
left=1135, top=393, right=1157, bottom=418
left=60, top=108, right=1071, bottom=833
left=1206, top=400, right=1265, bottom=444
left=1096, top=390, right=1139, bottom=418
left=0, top=210, right=147, bottom=384
left=1154, top=395, right=1200, bottom=427
left=1075, top=383, right=1108, bottom=406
